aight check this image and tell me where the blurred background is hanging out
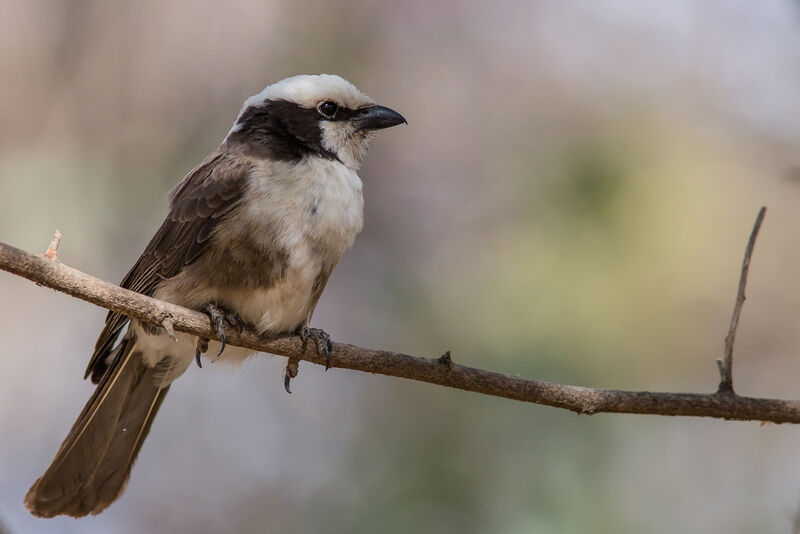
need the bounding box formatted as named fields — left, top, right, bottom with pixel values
left=1, top=0, right=800, bottom=532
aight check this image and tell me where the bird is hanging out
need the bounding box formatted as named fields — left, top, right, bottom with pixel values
left=24, top=74, right=406, bottom=518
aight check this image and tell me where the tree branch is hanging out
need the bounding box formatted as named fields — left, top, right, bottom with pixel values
left=3, top=210, right=800, bottom=424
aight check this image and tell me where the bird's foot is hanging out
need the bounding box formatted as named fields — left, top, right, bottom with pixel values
left=299, top=326, right=334, bottom=370
left=284, top=358, right=299, bottom=394
left=203, top=303, right=244, bottom=361
left=283, top=327, right=333, bottom=393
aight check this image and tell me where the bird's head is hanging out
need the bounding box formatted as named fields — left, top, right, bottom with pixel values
left=224, top=74, right=406, bottom=170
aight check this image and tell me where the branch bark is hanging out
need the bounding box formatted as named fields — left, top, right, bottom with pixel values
left=3, top=210, right=799, bottom=424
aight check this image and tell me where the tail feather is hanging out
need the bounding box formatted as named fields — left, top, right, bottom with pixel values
left=24, top=338, right=170, bottom=518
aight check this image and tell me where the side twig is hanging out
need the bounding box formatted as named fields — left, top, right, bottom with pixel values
left=1, top=209, right=799, bottom=424
left=43, top=230, right=62, bottom=261
left=717, top=207, right=766, bottom=393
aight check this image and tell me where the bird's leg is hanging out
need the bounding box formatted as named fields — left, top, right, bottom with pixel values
left=298, top=326, right=334, bottom=370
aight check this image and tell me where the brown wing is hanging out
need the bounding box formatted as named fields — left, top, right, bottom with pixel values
left=85, top=150, right=250, bottom=382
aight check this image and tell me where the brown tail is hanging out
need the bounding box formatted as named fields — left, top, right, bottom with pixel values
left=25, top=338, right=169, bottom=517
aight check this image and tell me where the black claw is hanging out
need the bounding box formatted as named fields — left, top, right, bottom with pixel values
left=205, top=303, right=230, bottom=358
left=284, top=358, right=299, bottom=394
left=218, top=330, right=226, bottom=357
left=195, top=338, right=208, bottom=369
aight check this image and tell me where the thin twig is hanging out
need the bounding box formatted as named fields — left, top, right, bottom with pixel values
left=43, top=230, right=62, bottom=260
left=1, top=216, right=799, bottom=424
left=717, top=207, right=766, bottom=393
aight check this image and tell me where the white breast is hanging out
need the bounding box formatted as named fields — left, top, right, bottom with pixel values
left=237, top=156, right=364, bottom=332
left=246, top=157, right=364, bottom=249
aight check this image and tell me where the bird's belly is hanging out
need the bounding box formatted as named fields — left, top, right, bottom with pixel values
left=135, top=247, right=325, bottom=376
left=220, top=258, right=321, bottom=335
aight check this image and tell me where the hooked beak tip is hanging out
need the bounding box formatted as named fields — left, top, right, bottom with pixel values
left=353, top=105, right=406, bottom=131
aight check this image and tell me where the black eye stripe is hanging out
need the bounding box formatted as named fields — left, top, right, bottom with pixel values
left=316, top=101, right=339, bottom=119
left=229, top=100, right=340, bottom=163
left=228, top=99, right=367, bottom=163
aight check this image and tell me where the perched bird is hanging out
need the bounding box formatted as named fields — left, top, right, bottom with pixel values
left=24, top=74, right=406, bottom=517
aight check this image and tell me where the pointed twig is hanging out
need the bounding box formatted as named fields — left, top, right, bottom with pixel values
left=717, top=207, right=766, bottom=394
left=43, top=230, right=62, bottom=261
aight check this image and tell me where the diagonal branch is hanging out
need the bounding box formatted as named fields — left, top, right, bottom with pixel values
left=2, top=212, right=800, bottom=424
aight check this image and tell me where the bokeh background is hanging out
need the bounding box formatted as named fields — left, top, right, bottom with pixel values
left=2, top=1, right=800, bottom=532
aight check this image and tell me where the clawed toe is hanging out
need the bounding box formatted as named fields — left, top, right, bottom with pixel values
left=195, top=338, right=208, bottom=368
left=197, top=303, right=245, bottom=366
left=206, top=304, right=226, bottom=356
left=225, top=312, right=244, bottom=333
left=205, top=303, right=239, bottom=357
left=299, top=327, right=334, bottom=370
left=284, top=358, right=299, bottom=394
left=283, top=327, right=334, bottom=392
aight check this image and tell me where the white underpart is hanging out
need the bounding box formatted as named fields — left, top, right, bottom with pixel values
left=135, top=155, right=364, bottom=383
left=320, top=121, right=373, bottom=171
left=218, top=156, right=363, bottom=335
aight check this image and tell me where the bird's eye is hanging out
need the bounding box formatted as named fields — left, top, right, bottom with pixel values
left=316, top=101, right=339, bottom=119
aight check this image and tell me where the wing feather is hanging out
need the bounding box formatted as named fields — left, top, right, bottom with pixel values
left=85, top=151, right=250, bottom=382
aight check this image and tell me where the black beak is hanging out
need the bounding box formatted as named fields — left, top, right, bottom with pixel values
left=351, top=105, right=407, bottom=131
